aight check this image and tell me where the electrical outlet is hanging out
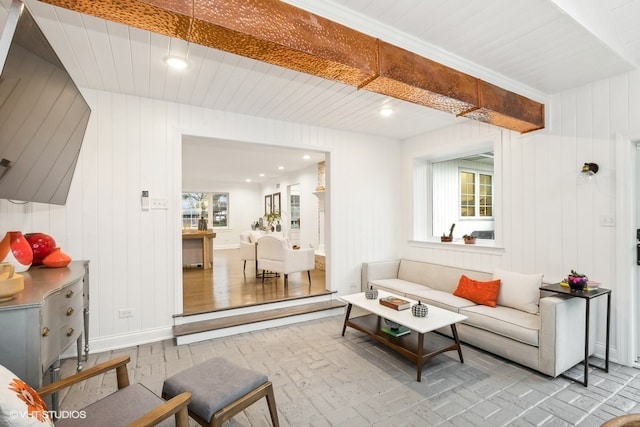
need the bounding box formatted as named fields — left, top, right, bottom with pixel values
left=599, top=215, right=615, bottom=227
left=118, top=308, right=134, bottom=318
left=150, top=198, right=168, bottom=210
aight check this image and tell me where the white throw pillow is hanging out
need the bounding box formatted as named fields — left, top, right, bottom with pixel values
left=0, top=364, right=53, bottom=426
left=493, top=268, right=543, bottom=314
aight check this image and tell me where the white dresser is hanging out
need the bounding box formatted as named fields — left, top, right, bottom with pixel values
left=0, top=261, right=89, bottom=400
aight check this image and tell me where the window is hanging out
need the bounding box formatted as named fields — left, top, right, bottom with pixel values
left=460, top=170, right=493, bottom=218
left=412, top=138, right=498, bottom=242
left=182, top=192, right=228, bottom=229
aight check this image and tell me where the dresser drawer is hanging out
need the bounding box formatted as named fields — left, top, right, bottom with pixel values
left=40, top=295, right=60, bottom=373
left=59, top=313, right=83, bottom=352
left=58, top=281, right=83, bottom=323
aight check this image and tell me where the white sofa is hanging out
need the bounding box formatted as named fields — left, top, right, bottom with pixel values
left=361, top=259, right=598, bottom=378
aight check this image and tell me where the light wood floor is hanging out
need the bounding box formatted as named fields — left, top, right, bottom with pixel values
left=182, top=248, right=328, bottom=315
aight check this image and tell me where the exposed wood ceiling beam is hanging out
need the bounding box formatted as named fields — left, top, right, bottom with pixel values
left=38, top=0, right=544, bottom=133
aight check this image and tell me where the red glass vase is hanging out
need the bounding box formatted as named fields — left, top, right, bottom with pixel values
left=42, top=247, right=71, bottom=268
left=0, top=231, right=33, bottom=272
left=25, top=232, right=57, bottom=266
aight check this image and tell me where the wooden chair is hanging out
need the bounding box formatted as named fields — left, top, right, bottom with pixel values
left=37, top=355, right=191, bottom=426
left=601, top=414, right=640, bottom=426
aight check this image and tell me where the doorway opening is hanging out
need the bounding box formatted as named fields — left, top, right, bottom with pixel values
left=180, top=136, right=330, bottom=315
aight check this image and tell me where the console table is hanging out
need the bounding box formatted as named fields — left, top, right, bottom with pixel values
left=182, top=231, right=215, bottom=269
left=539, top=283, right=610, bottom=387
left=0, top=261, right=89, bottom=409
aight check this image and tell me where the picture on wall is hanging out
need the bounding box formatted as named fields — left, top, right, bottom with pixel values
left=265, top=194, right=272, bottom=215
left=272, top=192, right=281, bottom=214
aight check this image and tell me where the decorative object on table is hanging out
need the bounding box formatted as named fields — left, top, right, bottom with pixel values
left=263, top=211, right=281, bottom=232
left=197, top=216, right=208, bottom=231
left=42, top=247, right=71, bottom=268
left=379, top=295, right=410, bottom=310
left=0, top=231, right=32, bottom=272
left=381, top=324, right=411, bottom=337
left=411, top=300, right=429, bottom=317
left=24, top=232, right=56, bottom=266
left=275, top=221, right=282, bottom=232
left=365, top=286, right=378, bottom=300
left=441, top=223, right=455, bottom=242
left=0, top=262, right=24, bottom=301
left=463, top=234, right=476, bottom=244
left=564, top=269, right=588, bottom=291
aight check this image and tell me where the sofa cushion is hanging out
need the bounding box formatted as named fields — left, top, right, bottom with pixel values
left=397, top=260, right=493, bottom=293
left=407, top=289, right=478, bottom=312
left=460, top=305, right=540, bottom=346
left=493, top=269, right=543, bottom=314
left=453, top=275, right=501, bottom=307
left=369, top=279, right=430, bottom=295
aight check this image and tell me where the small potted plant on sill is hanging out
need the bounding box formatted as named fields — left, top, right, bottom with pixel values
left=441, top=223, right=455, bottom=242
left=463, top=234, right=476, bottom=244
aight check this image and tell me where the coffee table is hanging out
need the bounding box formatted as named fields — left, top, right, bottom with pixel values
left=339, top=290, right=467, bottom=382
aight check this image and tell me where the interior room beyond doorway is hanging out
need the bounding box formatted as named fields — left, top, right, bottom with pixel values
left=182, top=248, right=328, bottom=314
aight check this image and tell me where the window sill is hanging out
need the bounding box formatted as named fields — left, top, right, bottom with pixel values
left=409, top=239, right=505, bottom=254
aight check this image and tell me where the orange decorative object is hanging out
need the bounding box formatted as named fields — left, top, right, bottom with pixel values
left=42, top=247, right=72, bottom=268
left=0, top=231, right=33, bottom=272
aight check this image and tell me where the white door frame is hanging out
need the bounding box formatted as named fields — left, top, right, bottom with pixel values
left=614, top=133, right=639, bottom=367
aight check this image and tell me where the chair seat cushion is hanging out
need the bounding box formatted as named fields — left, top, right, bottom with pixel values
left=56, top=384, right=173, bottom=427
left=162, top=357, right=268, bottom=422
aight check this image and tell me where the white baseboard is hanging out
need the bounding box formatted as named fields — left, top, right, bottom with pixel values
left=61, top=326, right=174, bottom=359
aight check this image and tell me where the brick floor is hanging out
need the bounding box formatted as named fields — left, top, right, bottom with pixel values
left=58, top=314, right=640, bottom=426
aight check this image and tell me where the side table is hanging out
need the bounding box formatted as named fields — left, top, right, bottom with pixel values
left=539, top=283, right=611, bottom=386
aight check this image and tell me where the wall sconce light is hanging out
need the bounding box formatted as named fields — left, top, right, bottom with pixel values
left=581, top=162, right=599, bottom=175
left=580, top=162, right=599, bottom=183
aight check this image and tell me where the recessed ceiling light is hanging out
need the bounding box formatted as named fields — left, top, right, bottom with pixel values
left=245, top=178, right=252, bottom=183
left=165, top=56, right=188, bottom=70
left=277, top=166, right=285, bottom=170
left=303, top=154, right=310, bottom=160
left=259, top=173, right=265, bottom=177
left=379, top=107, right=394, bottom=117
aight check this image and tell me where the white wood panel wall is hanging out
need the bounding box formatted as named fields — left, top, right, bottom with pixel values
left=0, top=89, right=401, bottom=352
left=400, top=69, right=640, bottom=363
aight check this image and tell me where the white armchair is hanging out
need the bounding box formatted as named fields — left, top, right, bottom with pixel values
left=257, top=235, right=315, bottom=288
left=239, top=230, right=266, bottom=275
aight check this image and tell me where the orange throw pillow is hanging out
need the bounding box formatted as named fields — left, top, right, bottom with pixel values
left=453, top=275, right=501, bottom=307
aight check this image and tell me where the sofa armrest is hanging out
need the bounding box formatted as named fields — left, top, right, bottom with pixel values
left=539, top=294, right=598, bottom=377
left=361, top=260, right=400, bottom=291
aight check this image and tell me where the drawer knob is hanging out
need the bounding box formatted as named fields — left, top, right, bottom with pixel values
left=66, top=289, right=74, bottom=298
left=42, top=327, right=50, bottom=337
left=66, top=307, right=74, bottom=316
left=66, top=328, right=74, bottom=337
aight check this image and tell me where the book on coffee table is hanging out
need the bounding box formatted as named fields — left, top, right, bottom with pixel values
left=379, top=296, right=410, bottom=311
left=381, top=325, right=411, bottom=337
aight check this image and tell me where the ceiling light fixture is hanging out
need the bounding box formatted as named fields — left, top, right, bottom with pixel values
left=277, top=166, right=285, bottom=170
left=245, top=178, right=252, bottom=183
left=259, top=173, right=265, bottom=177
left=165, top=56, right=188, bottom=70
left=379, top=107, right=394, bottom=117
left=303, top=155, right=310, bottom=160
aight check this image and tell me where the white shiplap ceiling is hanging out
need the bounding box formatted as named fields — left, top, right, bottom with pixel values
left=1, top=0, right=639, bottom=183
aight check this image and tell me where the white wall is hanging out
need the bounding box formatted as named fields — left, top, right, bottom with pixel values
left=400, top=69, right=640, bottom=365
left=0, top=89, right=401, bottom=352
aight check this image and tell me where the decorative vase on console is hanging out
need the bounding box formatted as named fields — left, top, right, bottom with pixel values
left=0, top=231, right=33, bottom=272
left=25, top=232, right=56, bottom=266
left=42, top=247, right=72, bottom=268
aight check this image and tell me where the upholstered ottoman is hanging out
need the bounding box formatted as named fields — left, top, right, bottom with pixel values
left=162, top=357, right=279, bottom=427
